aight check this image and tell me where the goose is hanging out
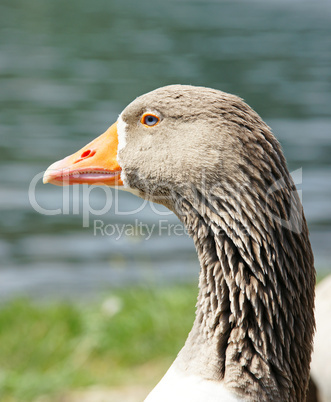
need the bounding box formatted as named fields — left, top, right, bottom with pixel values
left=44, top=85, right=315, bottom=402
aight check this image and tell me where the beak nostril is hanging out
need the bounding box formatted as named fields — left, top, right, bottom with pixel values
left=81, top=150, right=91, bottom=158
left=73, top=150, right=96, bottom=164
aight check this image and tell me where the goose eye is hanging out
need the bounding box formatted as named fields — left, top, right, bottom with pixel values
left=141, top=113, right=160, bottom=127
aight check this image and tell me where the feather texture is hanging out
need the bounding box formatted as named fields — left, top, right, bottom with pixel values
left=117, top=85, right=315, bottom=401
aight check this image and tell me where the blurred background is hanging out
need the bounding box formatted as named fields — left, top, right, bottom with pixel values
left=0, top=0, right=330, bottom=400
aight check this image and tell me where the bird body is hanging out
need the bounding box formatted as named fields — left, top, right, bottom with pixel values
left=310, top=275, right=331, bottom=402
left=44, top=85, right=315, bottom=401
left=145, top=363, right=241, bottom=402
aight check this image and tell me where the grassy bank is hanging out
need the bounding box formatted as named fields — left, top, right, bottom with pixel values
left=1, top=274, right=328, bottom=401
left=0, top=285, right=197, bottom=401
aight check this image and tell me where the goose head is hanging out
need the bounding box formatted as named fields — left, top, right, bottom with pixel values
left=44, top=85, right=315, bottom=402
left=116, top=85, right=242, bottom=208
left=44, top=85, right=281, bottom=215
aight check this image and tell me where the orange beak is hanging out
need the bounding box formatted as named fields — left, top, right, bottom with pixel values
left=43, top=122, right=123, bottom=186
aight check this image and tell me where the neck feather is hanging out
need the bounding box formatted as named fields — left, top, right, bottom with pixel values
left=172, top=172, right=315, bottom=402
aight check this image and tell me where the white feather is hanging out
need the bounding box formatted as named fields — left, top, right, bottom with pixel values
left=145, top=364, right=242, bottom=402
left=117, top=113, right=141, bottom=197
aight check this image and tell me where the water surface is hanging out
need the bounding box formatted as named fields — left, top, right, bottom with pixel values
left=1, top=0, right=330, bottom=300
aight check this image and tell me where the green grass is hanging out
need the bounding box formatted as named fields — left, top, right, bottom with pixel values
left=1, top=275, right=327, bottom=401
left=0, top=285, right=197, bottom=401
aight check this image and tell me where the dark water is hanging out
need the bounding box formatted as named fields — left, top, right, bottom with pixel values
left=1, top=0, right=331, bottom=300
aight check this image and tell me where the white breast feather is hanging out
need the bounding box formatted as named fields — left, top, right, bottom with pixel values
left=145, top=364, right=242, bottom=402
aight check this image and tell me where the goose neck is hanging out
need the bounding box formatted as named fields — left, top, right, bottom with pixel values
left=172, top=187, right=314, bottom=401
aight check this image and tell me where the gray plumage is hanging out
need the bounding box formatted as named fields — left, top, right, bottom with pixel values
left=118, top=85, right=315, bottom=401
